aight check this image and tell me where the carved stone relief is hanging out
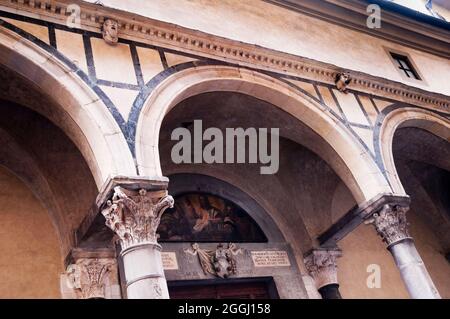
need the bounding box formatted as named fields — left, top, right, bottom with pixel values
left=65, top=258, right=116, bottom=299
left=102, top=19, right=119, bottom=45
left=335, top=73, right=352, bottom=93
left=365, top=204, right=411, bottom=247
left=185, top=243, right=242, bottom=278
left=304, top=249, right=342, bottom=289
left=101, top=186, right=174, bottom=249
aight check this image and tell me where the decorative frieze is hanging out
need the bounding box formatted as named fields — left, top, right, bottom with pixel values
left=304, top=248, right=342, bottom=289
left=365, top=204, right=411, bottom=247
left=100, top=186, right=174, bottom=249
left=65, top=258, right=116, bottom=299
left=1, top=0, right=449, bottom=112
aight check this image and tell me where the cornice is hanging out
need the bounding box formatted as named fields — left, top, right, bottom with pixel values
left=268, top=0, right=450, bottom=57
left=0, top=0, right=449, bottom=112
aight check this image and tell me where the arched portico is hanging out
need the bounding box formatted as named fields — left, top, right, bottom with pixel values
left=378, top=106, right=450, bottom=195
left=0, top=26, right=135, bottom=189
left=136, top=65, right=390, bottom=204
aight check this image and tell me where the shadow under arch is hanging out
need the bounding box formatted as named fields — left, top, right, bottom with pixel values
left=377, top=105, right=450, bottom=195
left=0, top=25, right=136, bottom=189
left=136, top=65, right=390, bottom=203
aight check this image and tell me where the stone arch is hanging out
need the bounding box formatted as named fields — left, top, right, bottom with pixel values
left=0, top=26, right=136, bottom=189
left=378, top=106, right=450, bottom=195
left=136, top=65, right=390, bottom=203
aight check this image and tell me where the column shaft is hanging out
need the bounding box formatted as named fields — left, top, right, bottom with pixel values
left=367, top=204, right=441, bottom=299
left=99, top=179, right=174, bottom=299
left=318, top=284, right=342, bottom=299
left=121, top=243, right=169, bottom=299
left=389, top=239, right=440, bottom=299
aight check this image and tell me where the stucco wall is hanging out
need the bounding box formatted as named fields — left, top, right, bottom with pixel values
left=338, top=208, right=450, bottom=299
left=0, top=166, right=61, bottom=298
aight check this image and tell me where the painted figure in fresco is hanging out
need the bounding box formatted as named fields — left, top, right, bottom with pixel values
left=193, top=195, right=224, bottom=233
left=157, top=193, right=267, bottom=242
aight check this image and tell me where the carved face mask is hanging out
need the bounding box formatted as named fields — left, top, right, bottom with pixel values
left=102, top=19, right=119, bottom=45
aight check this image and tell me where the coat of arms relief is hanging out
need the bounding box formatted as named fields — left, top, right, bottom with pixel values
left=185, top=243, right=242, bottom=279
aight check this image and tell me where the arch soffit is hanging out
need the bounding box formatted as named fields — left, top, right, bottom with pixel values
left=378, top=106, right=450, bottom=195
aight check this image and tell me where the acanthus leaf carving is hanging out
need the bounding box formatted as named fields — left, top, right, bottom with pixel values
left=101, top=186, right=174, bottom=249
left=66, top=258, right=115, bottom=299
left=304, top=249, right=342, bottom=289
left=365, top=204, right=411, bottom=247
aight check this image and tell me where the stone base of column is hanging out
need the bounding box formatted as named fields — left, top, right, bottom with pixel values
left=318, top=284, right=342, bottom=299
left=121, top=243, right=169, bottom=299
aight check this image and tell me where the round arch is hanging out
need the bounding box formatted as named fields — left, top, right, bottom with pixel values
left=379, top=106, right=450, bottom=195
left=0, top=26, right=135, bottom=189
left=136, top=65, right=390, bottom=203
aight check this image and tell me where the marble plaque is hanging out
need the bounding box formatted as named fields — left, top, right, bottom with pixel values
left=251, top=250, right=291, bottom=267
left=161, top=252, right=179, bottom=270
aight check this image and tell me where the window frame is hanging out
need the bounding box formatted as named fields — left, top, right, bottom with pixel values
left=384, top=47, right=426, bottom=85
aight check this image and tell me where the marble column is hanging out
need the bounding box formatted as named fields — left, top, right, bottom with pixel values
left=304, top=248, right=342, bottom=299
left=366, top=204, right=440, bottom=299
left=99, top=178, right=174, bottom=299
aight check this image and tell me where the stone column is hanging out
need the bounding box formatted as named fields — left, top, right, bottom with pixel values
left=99, top=177, right=174, bottom=299
left=304, top=248, right=342, bottom=299
left=63, top=257, right=119, bottom=299
left=366, top=204, right=440, bottom=299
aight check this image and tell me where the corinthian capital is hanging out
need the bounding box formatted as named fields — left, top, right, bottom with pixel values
left=66, top=258, right=115, bottom=299
left=366, top=204, right=411, bottom=247
left=101, top=186, right=174, bottom=249
left=304, top=248, right=342, bottom=289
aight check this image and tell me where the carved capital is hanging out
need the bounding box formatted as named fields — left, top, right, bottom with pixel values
left=101, top=186, right=174, bottom=249
left=66, top=258, right=115, bottom=299
left=366, top=204, right=411, bottom=247
left=304, top=249, right=342, bottom=289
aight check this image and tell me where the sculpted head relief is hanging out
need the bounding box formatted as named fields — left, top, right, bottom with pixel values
left=102, top=19, right=119, bottom=45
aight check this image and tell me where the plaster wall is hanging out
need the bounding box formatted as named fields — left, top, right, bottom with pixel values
left=0, top=166, right=61, bottom=298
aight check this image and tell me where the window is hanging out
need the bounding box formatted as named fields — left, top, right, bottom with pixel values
left=390, top=52, right=421, bottom=80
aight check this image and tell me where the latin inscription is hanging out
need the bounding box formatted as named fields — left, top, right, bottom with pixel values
left=251, top=250, right=290, bottom=267
left=161, top=252, right=179, bottom=270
